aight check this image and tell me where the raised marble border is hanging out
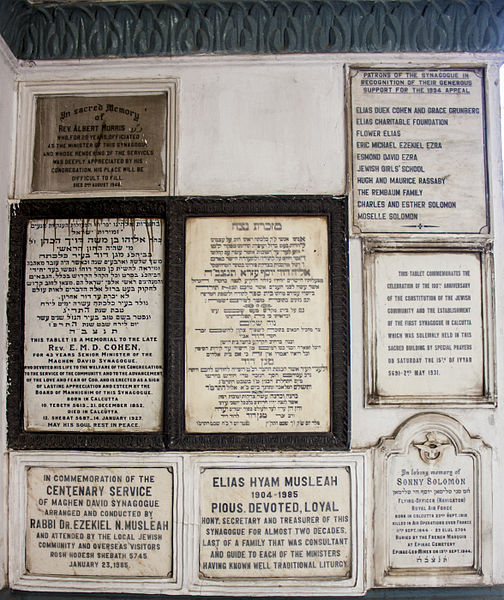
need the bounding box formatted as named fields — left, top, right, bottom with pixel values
left=1, top=0, right=504, bottom=59
left=362, top=238, right=496, bottom=407
left=8, top=452, right=184, bottom=593
left=373, top=413, right=492, bottom=587
left=186, top=452, right=365, bottom=595
left=14, top=80, right=177, bottom=199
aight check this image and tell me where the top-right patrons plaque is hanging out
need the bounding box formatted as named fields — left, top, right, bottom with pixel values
left=350, top=68, right=488, bottom=234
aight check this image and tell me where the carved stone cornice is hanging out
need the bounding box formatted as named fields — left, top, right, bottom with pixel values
left=1, top=0, right=504, bottom=60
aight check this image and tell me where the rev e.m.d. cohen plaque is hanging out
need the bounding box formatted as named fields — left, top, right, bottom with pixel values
left=32, top=94, right=167, bottom=193
left=350, top=68, right=487, bottom=233
left=23, top=218, right=164, bottom=432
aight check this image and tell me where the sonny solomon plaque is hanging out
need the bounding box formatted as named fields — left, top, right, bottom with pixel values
left=374, top=413, right=492, bottom=585
left=25, top=467, right=173, bottom=577
left=23, top=218, right=164, bottom=432
left=350, top=68, right=487, bottom=233
left=199, top=467, right=351, bottom=579
left=32, top=94, right=167, bottom=193
left=185, top=216, right=330, bottom=433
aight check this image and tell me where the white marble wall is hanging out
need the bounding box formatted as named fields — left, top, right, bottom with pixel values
left=1, top=49, right=503, bottom=592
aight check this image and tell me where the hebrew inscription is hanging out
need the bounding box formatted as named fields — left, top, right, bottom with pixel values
left=24, top=218, right=164, bottom=431
left=185, top=216, right=330, bottom=433
left=199, top=467, right=351, bottom=579
left=25, top=467, right=173, bottom=577
left=32, top=95, right=166, bottom=192
left=351, top=68, right=487, bottom=233
left=370, top=251, right=484, bottom=401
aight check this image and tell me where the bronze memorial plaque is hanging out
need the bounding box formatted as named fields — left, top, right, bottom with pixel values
left=32, top=94, right=167, bottom=193
left=350, top=68, right=487, bottom=233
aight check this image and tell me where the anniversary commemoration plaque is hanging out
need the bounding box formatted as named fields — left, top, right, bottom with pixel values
left=364, top=244, right=494, bottom=405
left=374, top=414, right=491, bottom=586
left=350, top=68, right=487, bottom=233
left=32, top=95, right=167, bottom=193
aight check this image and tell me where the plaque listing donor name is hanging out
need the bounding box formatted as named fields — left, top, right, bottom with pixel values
left=199, top=467, right=351, bottom=579
left=25, top=467, right=172, bottom=577
left=32, top=95, right=167, bottom=193
left=369, top=251, right=484, bottom=402
left=351, top=68, right=487, bottom=233
left=185, top=216, right=330, bottom=433
left=24, top=218, right=164, bottom=431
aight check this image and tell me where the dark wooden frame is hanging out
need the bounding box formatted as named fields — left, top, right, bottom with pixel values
left=7, top=198, right=167, bottom=450
left=167, top=196, right=349, bottom=450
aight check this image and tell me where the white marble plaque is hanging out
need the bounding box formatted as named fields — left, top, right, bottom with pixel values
left=374, top=414, right=491, bottom=586
left=351, top=68, right=487, bottom=233
left=24, top=218, right=164, bottom=431
left=25, top=467, right=172, bottom=577
left=199, top=467, right=351, bottom=579
left=389, top=444, right=474, bottom=570
left=185, top=216, right=330, bottom=433
left=366, top=248, right=492, bottom=404
left=32, top=94, right=167, bottom=193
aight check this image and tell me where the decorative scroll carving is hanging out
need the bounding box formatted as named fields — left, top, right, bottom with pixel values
left=1, top=0, right=504, bottom=60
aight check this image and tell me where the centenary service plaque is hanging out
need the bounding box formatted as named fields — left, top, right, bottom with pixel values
left=23, top=218, right=164, bottom=432
left=32, top=94, right=167, bottom=193
left=350, top=68, right=487, bottom=233
left=364, top=244, right=494, bottom=405
left=374, top=414, right=491, bottom=586
left=25, top=467, right=173, bottom=577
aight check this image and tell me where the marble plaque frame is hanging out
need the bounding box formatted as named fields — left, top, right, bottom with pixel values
left=167, top=196, right=349, bottom=450
left=7, top=198, right=168, bottom=450
left=14, top=80, right=177, bottom=199
left=186, top=453, right=365, bottom=595
left=363, top=239, right=495, bottom=407
left=9, top=452, right=183, bottom=593
left=373, top=413, right=492, bottom=587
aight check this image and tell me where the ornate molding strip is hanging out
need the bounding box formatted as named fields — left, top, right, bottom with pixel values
left=0, top=0, right=504, bottom=60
